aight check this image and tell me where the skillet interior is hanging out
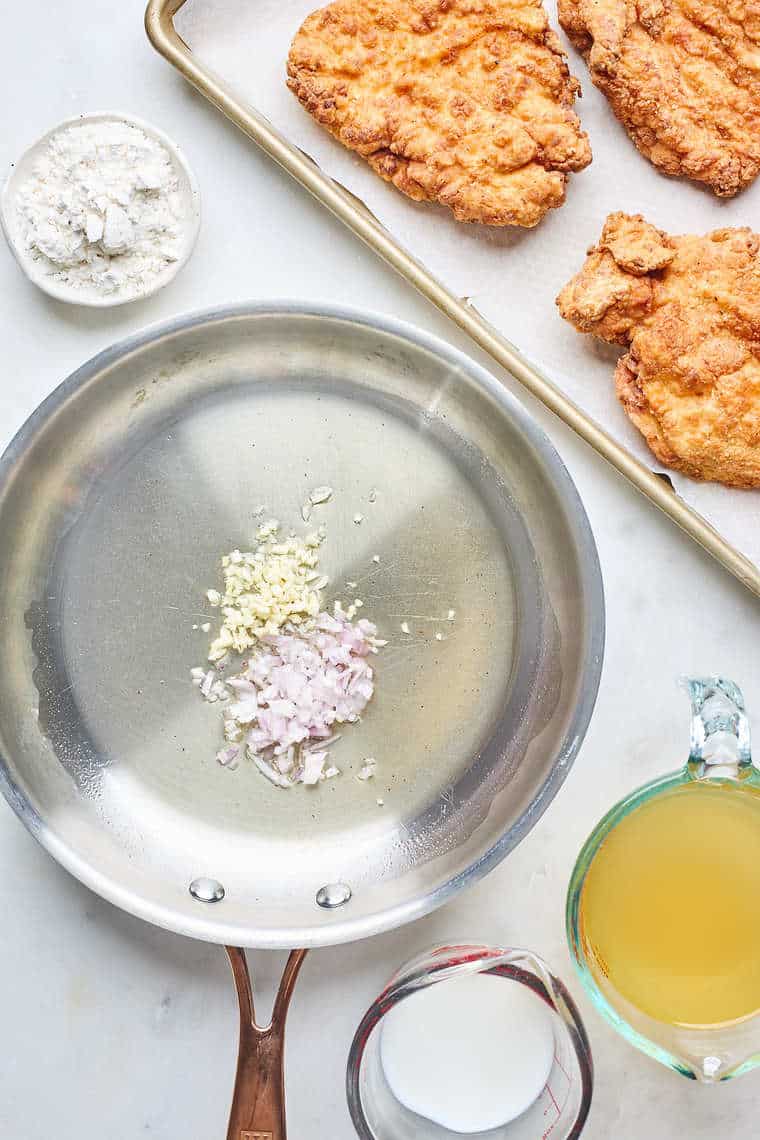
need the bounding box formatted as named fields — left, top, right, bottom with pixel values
left=0, top=305, right=603, bottom=946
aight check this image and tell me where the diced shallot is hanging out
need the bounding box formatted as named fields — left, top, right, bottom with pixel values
left=253, top=753, right=293, bottom=788
left=357, top=758, right=376, bottom=781
left=302, top=751, right=327, bottom=785
left=220, top=607, right=380, bottom=786
left=216, top=745, right=240, bottom=767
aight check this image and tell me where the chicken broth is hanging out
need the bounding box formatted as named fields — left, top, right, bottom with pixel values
left=579, top=780, right=760, bottom=1027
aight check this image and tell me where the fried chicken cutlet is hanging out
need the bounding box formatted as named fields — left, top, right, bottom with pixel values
left=558, top=0, right=760, bottom=196
left=557, top=213, right=760, bottom=488
left=287, top=0, right=592, bottom=226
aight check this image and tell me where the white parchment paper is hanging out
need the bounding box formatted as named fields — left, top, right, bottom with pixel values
left=177, top=0, right=760, bottom=569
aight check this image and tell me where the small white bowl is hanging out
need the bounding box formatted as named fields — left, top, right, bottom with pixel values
left=0, top=111, right=201, bottom=308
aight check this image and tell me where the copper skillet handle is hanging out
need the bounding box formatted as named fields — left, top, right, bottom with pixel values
left=225, top=947, right=308, bottom=1140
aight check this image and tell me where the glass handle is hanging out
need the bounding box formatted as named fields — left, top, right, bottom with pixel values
left=683, top=676, right=752, bottom=777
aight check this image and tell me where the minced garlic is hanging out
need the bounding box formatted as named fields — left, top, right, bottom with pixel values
left=206, top=522, right=326, bottom=661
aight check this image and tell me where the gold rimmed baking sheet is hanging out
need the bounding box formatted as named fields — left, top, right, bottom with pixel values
left=145, top=0, right=760, bottom=599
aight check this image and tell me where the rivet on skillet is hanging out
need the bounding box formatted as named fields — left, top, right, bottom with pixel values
left=316, top=882, right=352, bottom=909
left=189, top=877, right=225, bottom=903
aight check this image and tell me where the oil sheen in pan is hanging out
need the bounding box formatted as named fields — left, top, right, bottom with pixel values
left=0, top=306, right=601, bottom=947
left=32, top=376, right=547, bottom=861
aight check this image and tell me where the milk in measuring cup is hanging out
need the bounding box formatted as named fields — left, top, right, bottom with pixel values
left=379, top=972, right=555, bottom=1133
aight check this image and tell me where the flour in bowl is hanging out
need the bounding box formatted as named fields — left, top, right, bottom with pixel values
left=13, top=118, right=190, bottom=300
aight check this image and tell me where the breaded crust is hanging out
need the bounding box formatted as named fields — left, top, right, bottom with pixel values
left=558, top=0, right=760, bottom=196
left=557, top=213, right=760, bottom=488
left=287, top=0, right=592, bottom=226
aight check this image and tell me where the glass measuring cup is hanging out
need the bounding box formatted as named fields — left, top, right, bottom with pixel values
left=568, top=676, right=760, bottom=1082
left=347, top=943, right=593, bottom=1139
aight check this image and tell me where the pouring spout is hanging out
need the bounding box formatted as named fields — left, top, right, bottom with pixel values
left=682, top=677, right=752, bottom=778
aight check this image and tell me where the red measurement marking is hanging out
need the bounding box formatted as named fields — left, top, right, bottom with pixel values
left=541, top=1084, right=562, bottom=1139
left=553, top=1052, right=571, bottom=1081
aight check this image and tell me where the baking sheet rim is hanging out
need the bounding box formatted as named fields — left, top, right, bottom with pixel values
left=145, top=0, right=760, bottom=601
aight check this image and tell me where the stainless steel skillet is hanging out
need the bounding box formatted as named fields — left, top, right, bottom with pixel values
left=0, top=303, right=603, bottom=1136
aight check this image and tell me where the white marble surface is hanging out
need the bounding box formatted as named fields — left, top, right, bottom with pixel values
left=0, top=3, right=758, bottom=1138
